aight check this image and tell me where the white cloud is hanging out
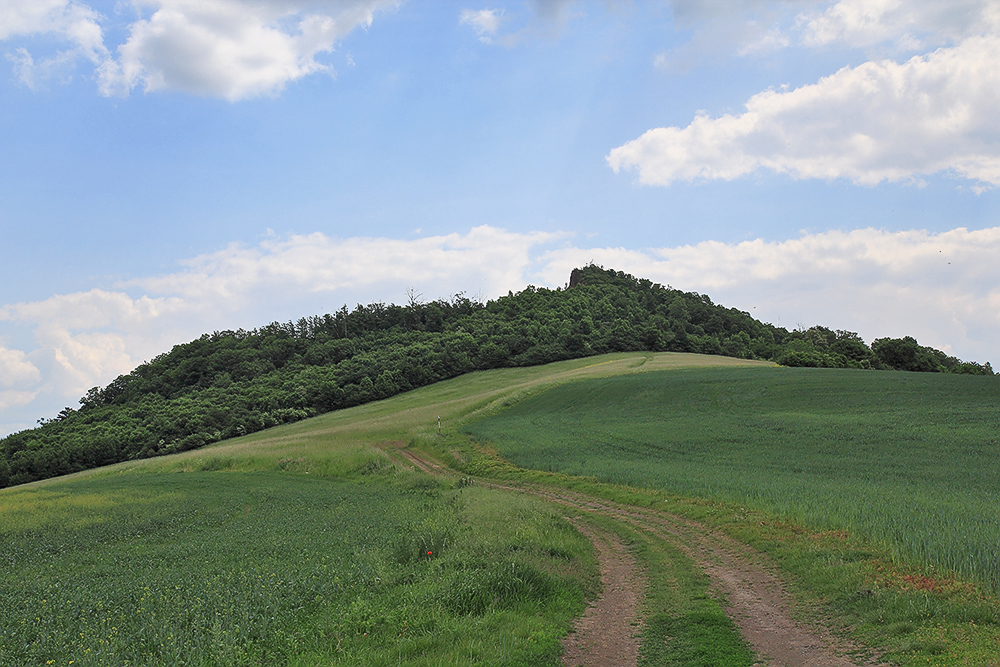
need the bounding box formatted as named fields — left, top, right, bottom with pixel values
left=0, top=289, right=190, bottom=399
left=0, top=346, right=40, bottom=387
left=611, top=35, right=1000, bottom=186
left=99, top=0, right=398, bottom=99
left=2, top=224, right=998, bottom=436
left=460, top=8, right=503, bottom=43
left=0, top=346, right=41, bottom=410
left=0, top=0, right=397, bottom=99
left=0, top=0, right=105, bottom=50
left=537, top=226, right=1000, bottom=361
left=799, top=0, right=1000, bottom=50
left=132, top=225, right=563, bottom=304
left=0, top=0, right=109, bottom=87
left=0, top=226, right=562, bottom=429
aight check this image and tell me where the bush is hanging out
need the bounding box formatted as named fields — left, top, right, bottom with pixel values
left=443, top=560, right=556, bottom=615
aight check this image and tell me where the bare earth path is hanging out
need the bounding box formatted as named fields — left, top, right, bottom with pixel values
left=560, top=518, right=645, bottom=667
left=380, top=444, right=876, bottom=667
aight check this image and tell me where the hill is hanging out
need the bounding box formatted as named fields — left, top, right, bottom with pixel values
left=0, top=265, right=992, bottom=487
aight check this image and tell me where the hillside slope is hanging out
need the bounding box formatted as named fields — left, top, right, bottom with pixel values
left=1, top=265, right=991, bottom=487
left=5, top=352, right=1000, bottom=665
left=467, top=366, right=1000, bottom=590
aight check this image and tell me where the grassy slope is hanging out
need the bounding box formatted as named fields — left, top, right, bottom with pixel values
left=6, top=352, right=999, bottom=665
left=466, top=366, right=1000, bottom=589
left=1, top=469, right=596, bottom=666
left=461, top=364, right=1000, bottom=665
left=3, top=352, right=751, bottom=667
left=49, top=352, right=752, bottom=483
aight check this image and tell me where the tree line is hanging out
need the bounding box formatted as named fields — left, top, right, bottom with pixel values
left=0, top=265, right=992, bottom=488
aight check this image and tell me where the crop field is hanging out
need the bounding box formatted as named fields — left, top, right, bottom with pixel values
left=0, top=469, right=594, bottom=666
left=466, top=366, right=1000, bottom=591
left=0, top=353, right=758, bottom=667
left=6, top=353, right=1000, bottom=666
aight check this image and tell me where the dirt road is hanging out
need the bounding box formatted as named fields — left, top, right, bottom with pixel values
left=380, top=443, right=875, bottom=667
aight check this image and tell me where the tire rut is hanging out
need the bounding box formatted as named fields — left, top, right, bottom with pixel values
left=381, top=445, right=878, bottom=667
left=560, top=518, right=645, bottom=667
left=505, top=484, right=872, bottom=667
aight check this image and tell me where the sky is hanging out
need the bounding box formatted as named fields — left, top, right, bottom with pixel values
left=1, top=0, right=999, bottom=436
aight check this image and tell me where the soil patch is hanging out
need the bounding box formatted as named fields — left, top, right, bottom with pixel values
left=561, top=518, right=645, bottom=667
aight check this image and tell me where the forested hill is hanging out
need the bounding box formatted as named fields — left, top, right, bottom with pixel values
left=0, top=265, right=993, bottom=488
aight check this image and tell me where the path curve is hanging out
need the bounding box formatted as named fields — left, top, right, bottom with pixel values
left=511, top=484, right=873, bottom=667
left=379, top=444, right=879, bottom=667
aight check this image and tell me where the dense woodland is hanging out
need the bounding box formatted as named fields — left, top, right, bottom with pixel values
left=0, top=265, right=992, bottom=487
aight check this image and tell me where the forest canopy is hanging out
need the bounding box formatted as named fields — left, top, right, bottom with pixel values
left=0, top=265, right=992, bottom=488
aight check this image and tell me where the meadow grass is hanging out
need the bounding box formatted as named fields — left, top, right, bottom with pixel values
left=465, top=366, right=1000, bottom=593
left=1, top=352, right=766, bottom=667
left=0, top=469, right=595, bottom=666
left=31, top=352, right=755, bottom=485
left=9, top=352, right=1000, bottom=665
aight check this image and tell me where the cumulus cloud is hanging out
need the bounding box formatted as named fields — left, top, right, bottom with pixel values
left=798, top=0, right=1000, bottom=50
left=0, top=346, right=40, bottom=387
left=0, top=0, right=109, bottom=87
left=537, top=226, right=1000, bottom=361
left=131, top=225, right=563, bottom=305
left=1, top=0, right=397, bottom=99
left=611, top=35, right=1000, bottom=186
left=99, top=0, right=399, bottom=99
left=0, top=226, right=562, bottom=432
left=0, top=346, right=41, bottom=411
left=0, top=289, right=189, bottom=401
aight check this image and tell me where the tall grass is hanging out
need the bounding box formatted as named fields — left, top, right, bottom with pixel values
left=466, top=366, right=1000, bottom=591
left=0, top=353, right=785, bottom=666
left=0, top=471, right=593, bottom=666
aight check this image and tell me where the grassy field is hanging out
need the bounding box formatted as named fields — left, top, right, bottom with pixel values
left=465, top=366, right=1000, bottom=592
left=4, top=352, right=737, bottom=667
left=0, top=469, right=596, bottom=666
left=5, top=352, right=1000, bottom=666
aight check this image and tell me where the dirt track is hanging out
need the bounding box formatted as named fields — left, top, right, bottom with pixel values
left=510, top=484, right=871, bottom=667
left=381, top=443, right=875, bottom=667
left=560, top=518, right=644, bottom=667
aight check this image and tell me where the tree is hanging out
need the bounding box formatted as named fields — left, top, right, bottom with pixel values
left=872, top=337, right=941, bottom=372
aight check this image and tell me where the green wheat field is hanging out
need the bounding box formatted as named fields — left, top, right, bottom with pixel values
left=4, top=354, right=1000, bottom=666
left=468, top=366, right=1000, bottom=591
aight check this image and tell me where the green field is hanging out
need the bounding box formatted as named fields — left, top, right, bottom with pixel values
left=4, top=353, right=1000, bottom=666
left=0, top=353, right=755, bottom=667
left=466, top=366, right=1000, bottom=590
left=0, top=470, right=595, bottom=666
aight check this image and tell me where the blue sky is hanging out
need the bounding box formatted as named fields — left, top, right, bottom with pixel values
left=2, top=0, right=1000, bottom=435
